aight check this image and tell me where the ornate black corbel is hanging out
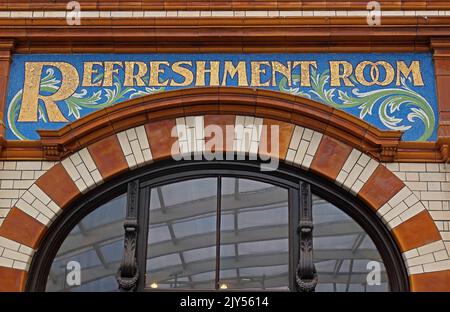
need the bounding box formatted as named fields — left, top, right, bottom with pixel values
left=296, top=182, right=318, bottom=292
left=117, top=180, right=140, bottom=291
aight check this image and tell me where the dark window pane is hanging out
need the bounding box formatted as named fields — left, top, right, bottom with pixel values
left=46, top=194, right=127, bottom=292
left=219, top=178, right=289, bottom=290
left=313, top=194, right=389, bottom=292
left=146, top=178, right=217, bottom=289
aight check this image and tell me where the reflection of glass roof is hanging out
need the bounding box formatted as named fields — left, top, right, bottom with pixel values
left=46, top=194, right=127, bottom=292
left=46, top=178, right=389, bottom=292
left=312, top=195, right=388, bottom=292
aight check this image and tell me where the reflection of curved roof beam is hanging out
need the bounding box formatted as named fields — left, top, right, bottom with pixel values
left=153, top=273, right=291, bottom=290
left=58, top=224, right=123, bottom=256
left=150, top=225, right=289, bottom=258
left=50, top=253, right=288, bottom=289
left=56, top=187, right=352, bottom=256
left=56, top=219, right=365, bottom=260
left=48, top=248, right=384, bottom=290
left=146, top=272, right=388, bottom=290
left=314, top=220, right=362, bottom=236
left=150, top=187, right=288, bottom=225
left=147, top=250, right=383, bottom=281
left=49, top=268, right=388, bottom=291
left=315, top=249, right=381, bottom=261
left=46, top=264, right=119, bottom=292
left=56, top=188, right=287, bottom=254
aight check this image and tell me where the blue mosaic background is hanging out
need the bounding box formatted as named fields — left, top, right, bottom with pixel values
left=5, top=53, right=439, bottom=141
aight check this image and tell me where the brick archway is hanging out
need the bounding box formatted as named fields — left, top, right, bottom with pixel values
left=0, top=87, right=448, bottom=291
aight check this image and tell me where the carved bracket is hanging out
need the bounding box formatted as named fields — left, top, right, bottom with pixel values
left=437, top=137, right=450, bottom=163
left=296, top=182, right=318, bottom=292
left=116, top=220, right=139, bottom=291
left=0, top=135, right=5, bottom=154
left=117, top=180, right=140, bottom=291
left=42, top=144, right=67, bottom=160
left=441, top=144, right=449, bottom=163
left=380, top=144, right=398, bottom=162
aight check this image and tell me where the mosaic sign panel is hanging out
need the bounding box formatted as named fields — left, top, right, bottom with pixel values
left=5, top=53, right=438, bottom=141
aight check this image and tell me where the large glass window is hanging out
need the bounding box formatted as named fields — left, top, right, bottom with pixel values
left=219, top=178, right=289, bottom=290
left=46, top=194, right=127, bottom=292
left=40, top=164, right=406, bottom=292
left=312, top=194, right=388, bottom=292
left=146, top=178, right=218, bottom=289
left=145, top=177, right=290, bottom=290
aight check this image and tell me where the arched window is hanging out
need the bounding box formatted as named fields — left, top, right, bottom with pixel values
left=46, top=194, right=127, bottom=292
left=28, top=161, right=409, bottom=292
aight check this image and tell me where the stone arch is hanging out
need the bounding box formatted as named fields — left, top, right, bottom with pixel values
left=0, top=87, right=447, bottom=291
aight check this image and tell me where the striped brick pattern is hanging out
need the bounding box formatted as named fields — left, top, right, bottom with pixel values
left=0, top=161, right=55, bottom=226
left=15, top=185, right=61, bottom=227
left=176, top=116, right=205, bottom=156
left=386, top=163, right=450, bottom=256
left=403, top=240, right=450, bottom=275
left=61, top=148, right=103, bottom=194
left=331, top=156, right=450, bottom=278
left=331, top=152, right=449, bottom=278
left=117, top=125, right=153, bottom=168
left=333, top=152, right=427, bottom=231
left=234, top=116, right=263, bottom=156
left=377, top=186, right=425, bottom=230
left=0, top=236, right=34, bottom=271
left=285, top=126, right=323, bottom=170
left=335, top=149, right=379, bottom=195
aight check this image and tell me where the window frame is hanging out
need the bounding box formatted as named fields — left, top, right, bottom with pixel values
left=26, top=159, right=410, bottom=292
left=140, top=174, right=296, bottom=291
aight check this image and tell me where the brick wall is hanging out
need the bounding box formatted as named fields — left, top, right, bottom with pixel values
left=0, top=161, right=55, bottom=226
left=5, top=160, right=449, bottom=252
left=386, top=163, right=450, bottom=255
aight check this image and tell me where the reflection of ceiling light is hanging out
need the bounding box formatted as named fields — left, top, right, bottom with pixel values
left=150, top=282, right=158, bottom=289
left=220, top=283, right=228, bottom=289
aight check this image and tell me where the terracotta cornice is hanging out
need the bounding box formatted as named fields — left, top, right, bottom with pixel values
left=0, top=140, right=43, bottom=159
left=0, top=16, right=450, bottom=53
left=0, top=38, right=14, bottom=70
left=2, top=1, right=450, bottom=11
left=431, top=38, right=450, bottom=58
left=0, top=39, right=14, bottom=51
